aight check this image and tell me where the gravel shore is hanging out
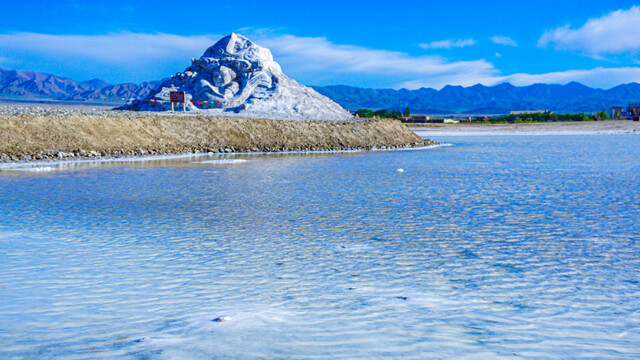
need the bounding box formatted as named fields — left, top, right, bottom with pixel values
left=410, top=120, right=640, bottom=136
left=0, top=105, right=435, bottom=162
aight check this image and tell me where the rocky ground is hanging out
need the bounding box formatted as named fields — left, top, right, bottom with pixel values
left=410, top=120, right=640, bottom=136
left=0, top=104, right=169, bottom=119
left=0, top=105, right=435, bottom=163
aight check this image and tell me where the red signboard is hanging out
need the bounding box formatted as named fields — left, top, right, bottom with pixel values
left=170, top=91, right=185, bottom=103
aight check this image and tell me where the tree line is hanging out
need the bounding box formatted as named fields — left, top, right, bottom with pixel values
left=354, top=108, right=612, bottom=122
left=355, top=107, right=411, bottom=119
left=495, top=111, right=609, bottom=123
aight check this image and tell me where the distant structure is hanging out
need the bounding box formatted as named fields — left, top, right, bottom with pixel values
left=610, top=102, right=640, bottom=119
left=399, top=115, right=430, bottom=123
left=611, top=106, right=625, bottom=118
left=399, top=115, right=461, bottom=124
left=510, top=110, right=552, bottom=115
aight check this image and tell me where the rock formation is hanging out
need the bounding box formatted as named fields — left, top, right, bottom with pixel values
left=119, top=33, right=353, bottom=121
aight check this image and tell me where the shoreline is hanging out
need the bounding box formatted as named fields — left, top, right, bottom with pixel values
left=410, top=120, right=640, bottom=136
left=0, top=105, right=436, bottom=163
left=0, top=143, right=449, bottom=172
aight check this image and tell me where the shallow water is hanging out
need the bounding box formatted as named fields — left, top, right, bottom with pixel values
left=1, top=135, right=639, bottom=359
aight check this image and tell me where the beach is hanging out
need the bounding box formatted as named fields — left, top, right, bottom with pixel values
left=410, top=120, right=640, bottom=136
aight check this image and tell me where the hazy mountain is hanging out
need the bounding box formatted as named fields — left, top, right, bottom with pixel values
left=0, top=68, right=160, bottom=104
left=67, top=81, right=163, bottom=102
left=312, top=82, right=640, bottom=114
left=80, top=78, right=112, bottom=89
left=0, top=69, right=93, bottom=99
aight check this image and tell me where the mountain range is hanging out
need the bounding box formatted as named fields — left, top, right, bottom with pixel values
left=0, top=69, right=162, bottom=105
left=311, top=82, right=640, bottom=114
left=2, top=68, right=639, bottom=114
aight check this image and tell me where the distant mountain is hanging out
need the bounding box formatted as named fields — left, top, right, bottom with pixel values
left=80, top=78, right=111, bottom=89
left=66, top=81, right=163, bottom=102
left=312, top=82, right=640, bottom=114
left=2, top=68, right=640, bottom=113
left=0, top=68, right=160, bottom=103
left=0, top=68, right=93, bottom=99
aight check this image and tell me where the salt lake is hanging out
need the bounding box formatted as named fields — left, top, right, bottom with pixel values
left=1, top=135, right=639, bottom=359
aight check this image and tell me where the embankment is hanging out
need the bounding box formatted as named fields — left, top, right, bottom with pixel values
left=0, top=109, right=435, bottom=161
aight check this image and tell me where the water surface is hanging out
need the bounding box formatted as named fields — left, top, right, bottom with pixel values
left=1, top=135, right=639, bottom=359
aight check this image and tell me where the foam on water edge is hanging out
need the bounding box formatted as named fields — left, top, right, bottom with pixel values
left=0, top=144, right=445, bottom=172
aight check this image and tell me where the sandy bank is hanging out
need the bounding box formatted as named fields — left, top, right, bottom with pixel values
left=410, top=120, right=640, bottom=136
left=0, top=106, right=434, bottom=162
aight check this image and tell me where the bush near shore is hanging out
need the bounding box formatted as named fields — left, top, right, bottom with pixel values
left=489, top=111, right=609, bottom=123
left=0, top=110, right=435, bottom=162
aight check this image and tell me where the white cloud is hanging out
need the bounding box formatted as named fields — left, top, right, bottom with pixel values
left=399, top=66, right=640, bottom=89
left=500, top=67, right=640, bottom=88
left=258, top=35, right=493, bottom=87
left=0, top=32, right=219, bottom=64
left=1, top=31, right=640, bottom=89
left=0, top=31, right=496, bottom=89
left=418, top=39, right=475, bottom=49
left=539, top=6, right=640, bottom=55
left=490, top=36, right=517, bottom=47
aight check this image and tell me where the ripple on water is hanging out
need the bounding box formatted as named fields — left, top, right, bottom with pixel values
left=0, top=135, right=639, bottom=358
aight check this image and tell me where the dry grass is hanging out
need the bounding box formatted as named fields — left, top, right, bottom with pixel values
left=0, top=114, right=434, bottom=158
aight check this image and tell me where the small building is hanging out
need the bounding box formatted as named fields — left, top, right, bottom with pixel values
left=611, top=106, right=625, bottom=119
left=399, top=115, right=432, bottom=123
left=475, top=116, right=490, bottom=121
left=510, top=110, right=551, bottom=115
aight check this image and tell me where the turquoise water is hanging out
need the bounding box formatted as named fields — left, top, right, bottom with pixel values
left=1, top=135, right=639, bottom=359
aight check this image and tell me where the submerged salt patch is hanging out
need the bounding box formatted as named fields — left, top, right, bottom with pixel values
left=193, top=159, right=248, bottom=164
left=187, top=308, right=292, bottom=331
left=212, top=316, right=231, bottom=322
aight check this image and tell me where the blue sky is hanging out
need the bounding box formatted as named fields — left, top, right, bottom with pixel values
left=1, top=0, right=640, bottom=89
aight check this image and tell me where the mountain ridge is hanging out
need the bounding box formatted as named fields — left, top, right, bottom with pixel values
left=2, top=68, right=639, bottom=114
left=311, top=82, right=640, bottom=114
left=0, top=68, right=160, bottom=104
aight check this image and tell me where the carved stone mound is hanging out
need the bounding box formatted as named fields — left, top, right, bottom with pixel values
left=119, top=33, right=353, bottom=121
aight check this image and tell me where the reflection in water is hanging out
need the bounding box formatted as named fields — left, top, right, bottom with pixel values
left=0, top=135, right=639, bottom=359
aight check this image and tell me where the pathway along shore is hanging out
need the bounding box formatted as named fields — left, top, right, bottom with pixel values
left=0, top=106, right=435, bottom=162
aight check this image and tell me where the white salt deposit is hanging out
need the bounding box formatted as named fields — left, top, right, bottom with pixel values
left=1, top=166, right=58, bottom=172
left=120, top=33, right=354, bottom=122
left=193, top=159, right=248, bottom=164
